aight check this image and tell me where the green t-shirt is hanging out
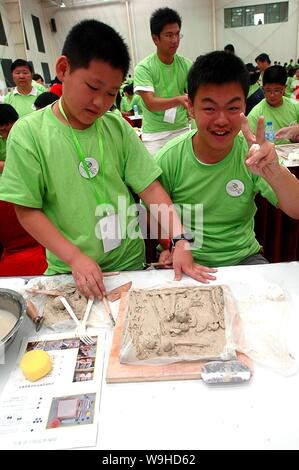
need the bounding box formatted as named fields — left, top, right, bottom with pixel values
left=0, top=108, right=162, bottom=274
left=155, top=130, right=278, bottom=267
left=247, top=97, right=299, bottom=144
left=134, top=53, right=192, bottom=133
left=4, top=87, right=43, bottom=117
left=247, top=83, right=259, bottom=98
left=120, top=94, right=143, bottom=114
left=0, top=137, right=6, bottom=161
left=285, top=76, right=294, bottom=98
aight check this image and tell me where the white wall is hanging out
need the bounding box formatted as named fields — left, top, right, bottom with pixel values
left=20, top=0, right=56, bottom=79
left=41, top=0, right=214, bottom=74
left=0, top=0, right=298, bottom=91
left=0, top=0, right=55, bottom=89
left=216, top=0, right=299, bottom=64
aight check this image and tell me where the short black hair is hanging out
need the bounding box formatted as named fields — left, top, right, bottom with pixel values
left=34, top=92, right=59, bottom=109
left=150, top=8, right=181, bottom=36
left=62, top=19, right=130, bottom=78
left=32, top=73, right=44, bottom=82
left=255, top=53, right=271, bottom=64
left=224, top=44, right=235, bottom=54
left=188, top=51, right=249, bottom=102
left=246, top=63, right=260, bottom=85
left=0, top=104, right=19, bottom=125
left=123, top=83, right=134, bottom=95
left=263, top=65, right=287, bottom=86
left=11, top=59, right=33, bottom=73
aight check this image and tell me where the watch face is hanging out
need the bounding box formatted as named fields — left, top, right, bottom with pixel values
left=173, top=233, right=194, bottom=244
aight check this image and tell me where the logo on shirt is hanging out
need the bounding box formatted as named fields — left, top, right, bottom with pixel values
left=79, top=157, right=99, bottom=178
left=226, top=179, right=245, bottom=197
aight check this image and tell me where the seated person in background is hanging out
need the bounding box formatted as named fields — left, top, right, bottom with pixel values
left=4, top=59, right=44, bottom=117
left=284, top=66, right=295, bottom=98
left=0, top=104, right=47, bottom=275
left=155, top=51, right=299, bottom=269
left=0, top=103, right=18, bottom=174
left=245, top=63, right=264, bottom=115
left=248, top=65, right=299, bottom=144
left=32, top=73, right=45, bottom=85
left=120, top=83, right=142, bottom=116
left=291, top=67, right=299, bottom=101
left=34, top=91, right=59, bottom=110
left=32, top=73, right=47, bottom=93
left=0, top=19, right=214, bottom=298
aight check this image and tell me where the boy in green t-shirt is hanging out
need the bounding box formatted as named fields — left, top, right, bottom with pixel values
left=247, top=65, right=299, bottom=144
left=0, top=20, right=216, bottom=299
left=134, top=8, right=192, bottom=155
left=120, top=83, right=142, bottom=116
left=156, top=51, right=299, bottom=268
left=0, top=103, right=19, bottom=174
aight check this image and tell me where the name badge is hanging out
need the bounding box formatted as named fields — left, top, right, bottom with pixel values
left=226, top=179, right=245, bottom=197
left=163, top=107, right=177, bottom=124
left=98, top=214, right=122, bottom=253
left=79, top=157, right=99, bottom=178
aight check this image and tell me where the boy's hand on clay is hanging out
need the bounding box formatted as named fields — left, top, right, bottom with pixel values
left=158, top=249, right=173, bottom=268
left=70, top=252, right=106, bottom=300
left=172, top=240, right=217, bottom=283
left=240, top=113, right=280, bottom=178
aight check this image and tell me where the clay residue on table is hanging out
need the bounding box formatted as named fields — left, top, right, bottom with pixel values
left=121, top=286, right=228, bottom=363
left=43, top=285, right=87, bottom=326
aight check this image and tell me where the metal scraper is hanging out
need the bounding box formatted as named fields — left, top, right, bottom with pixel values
left=201, top=360, right=251, bottom=385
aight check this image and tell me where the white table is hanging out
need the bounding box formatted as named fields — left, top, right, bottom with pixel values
left=1, top=263, right=299, bottom=450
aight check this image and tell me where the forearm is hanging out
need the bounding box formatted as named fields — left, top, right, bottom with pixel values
left=0, top=161, right=4, bottom=173
left=138, top=92, right=184, bottom=113
left=15, top=205, right=81, bottom=265
left=264, top=167, right=299, bottom=218
left=139, top=181, right=184, bottom=239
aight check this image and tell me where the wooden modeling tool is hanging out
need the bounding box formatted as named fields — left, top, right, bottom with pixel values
left=102, top=296, right=116, bottom=326
left=106, top=282, right=132, bottom=302
left=26, top=300, right=44, bottom=332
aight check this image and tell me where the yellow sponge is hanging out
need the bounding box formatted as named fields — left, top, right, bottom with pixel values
left=20, top=350, right=52, bottom=381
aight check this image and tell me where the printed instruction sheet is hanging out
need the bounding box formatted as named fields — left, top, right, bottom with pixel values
left=0, top=330, right=106, bottom=449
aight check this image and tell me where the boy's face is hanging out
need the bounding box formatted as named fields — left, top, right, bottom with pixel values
left=0, top=122, right=14, bottom=140
left=189, top=82, right=245, bottom=156
left=12, top=66, right=32, bottom=89
left=256, top=60, right=268, bottom=72
left=57, top=58, right=123, bottom=129
left=263, top=83, right=285, bottom=107
left=152, top=22, right=181, bottom=58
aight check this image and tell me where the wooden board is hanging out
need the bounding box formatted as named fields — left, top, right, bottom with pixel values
left=106, top=291, right=252, bottom=384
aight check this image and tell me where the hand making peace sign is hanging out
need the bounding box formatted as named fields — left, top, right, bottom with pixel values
left=240, top=113, right=280, bottom=179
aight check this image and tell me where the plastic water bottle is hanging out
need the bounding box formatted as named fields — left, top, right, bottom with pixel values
left=264, top=121, right=275, bottom=142
left=133, top=104, right=139, bottom=117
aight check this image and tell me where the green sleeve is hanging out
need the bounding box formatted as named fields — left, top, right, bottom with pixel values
left=134, top=61, right=154, bottom=90
left=122, top=122, right=162, bottom=194
left=0, top=120, right=44, bottom=208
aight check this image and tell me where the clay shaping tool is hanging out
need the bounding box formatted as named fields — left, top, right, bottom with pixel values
left=105, top=281, right=132, bottom=302
left=102, top=296, right=116, bottom=326
left=201, top=360, right=251, bottom=385
left=26, top=300, right=44, bottom=332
